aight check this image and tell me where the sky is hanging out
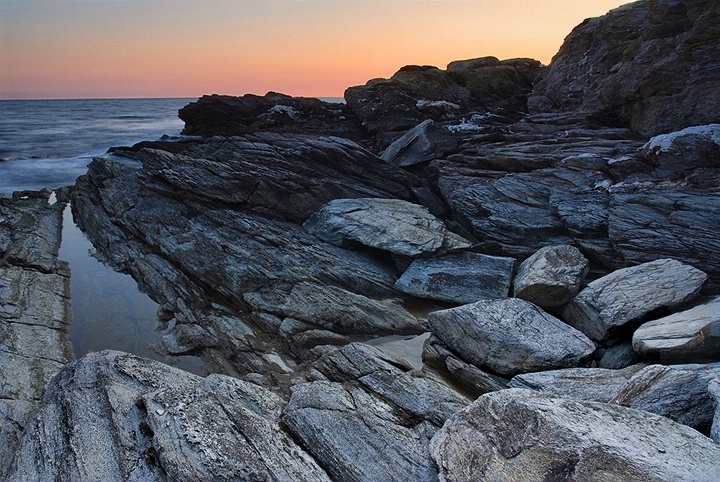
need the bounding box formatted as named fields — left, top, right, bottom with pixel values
left=0, top=0, right=635, bottom=100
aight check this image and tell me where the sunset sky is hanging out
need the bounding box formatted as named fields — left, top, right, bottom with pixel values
left=1, top=0, right=634, bottom=100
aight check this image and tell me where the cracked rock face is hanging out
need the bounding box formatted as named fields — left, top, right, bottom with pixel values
left=0, top=189, right=74, bottom=473
left=7, top=351, right=330, bottom=481
left=431, top=388, right=720, bottom=481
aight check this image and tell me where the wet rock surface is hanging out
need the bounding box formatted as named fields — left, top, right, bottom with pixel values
left=0, top=189, right=74, bottom=473
left=4, top=0, right=720, bottom=478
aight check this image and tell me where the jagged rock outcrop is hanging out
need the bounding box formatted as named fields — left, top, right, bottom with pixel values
left=0, top=189, right=74, bottom=473
left=632, top=296, right=720, bottom=362
left=428, top=298, right=595, bottom=377
left=6, top=351, right=330, bottom=481
left=345, top=57, right=545, bottom=146
left=431, top=389, right=720, bottom=481
left=178, top=92, right=370, bottom=145
left=529, top=0, right=720, bottom=136
left=562, top=258, right=708, bottom=343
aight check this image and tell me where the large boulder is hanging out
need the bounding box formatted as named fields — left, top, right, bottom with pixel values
left=428, top=298, right=595, bottom=376
left=6, top=351, right=330, bottom=481
left=512, top=244, right=589, bottom=308
left=431, top=388, right=720, bottom=481
left=562, top=258, right=707, bottom=342
left=394, top=252, right=515, bottom=304
left=632, top=296, right=720, bottom=362
left=303, top=197, right=471, bottom=257
left=640, top=124, right=720, bottom=179
left=529, top=0, right=720, bottom=136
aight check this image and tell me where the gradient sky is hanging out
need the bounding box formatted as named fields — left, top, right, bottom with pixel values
left=1, top=0, right=634, bottom=100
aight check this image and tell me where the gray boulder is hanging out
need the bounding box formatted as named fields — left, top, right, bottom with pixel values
left=611, top=363, right=720, bottom=434
left=599, top=341, right=641, bottom=369
left=428, top=298, right=595, bottom=376
left=562, top=258, right=707, bottom=342
left=282, top=380, right=438, bottom=482
left=513, top=244, right=589, bottom=308
left=633, top=296, right=720, bottom=362
left=508, top=365, right=644, bottom=403
left=431, top=388, right=720, bottom=481
left=303, top=197, right=471, bottom=257
left=7, top=351, right=329, bottom=481
left=394, top=252, right=515, bottom=304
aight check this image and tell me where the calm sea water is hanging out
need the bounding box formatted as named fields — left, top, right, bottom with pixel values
left=0, top=98, right=191, bottom=195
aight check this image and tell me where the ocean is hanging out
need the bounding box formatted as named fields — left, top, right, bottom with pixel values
left=0, top=98, right=192, bottom=195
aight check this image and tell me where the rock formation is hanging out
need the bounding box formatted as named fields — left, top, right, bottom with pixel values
left=3, top=0, right=720, bottom=478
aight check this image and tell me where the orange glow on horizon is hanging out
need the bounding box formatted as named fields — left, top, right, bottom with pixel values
left=0, top=1, right=636, bottom=100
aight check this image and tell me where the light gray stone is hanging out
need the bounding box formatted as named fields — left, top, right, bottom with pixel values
left=381, top=119, right=457, bottom=167
left=508, top=365, right=644, bottom=403
left=282, top=381, right=438, bottom=482
left=431, top=388, right=720, bottom=482
left=562, top=258, right=707, bottom=342
left=394, top=252, right=515, bottom=304
left=513, top=244, right=589, bottom=308
left=302, top=197, right=472, bottom=257
left=632, top=296, right=720, bottom=362
left=7, top=351, right=329, bottom=481
left=611, top=362, right=720, bottom=433
left=428, top=298, right=595, bottom=376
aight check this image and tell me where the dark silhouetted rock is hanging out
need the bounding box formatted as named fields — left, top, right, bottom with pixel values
left=179, top=92, right=370, bottom=145
left=431, top=389, right=720, bottom=481
left=529, top=0, right=720, bottom=137
left=394, top=252, right=515, bottom=304
left=428, top=298, right=595, bottom=376
left=513, top=244, right=589, bottom=308
left=562, top=258, right=707, bottom=342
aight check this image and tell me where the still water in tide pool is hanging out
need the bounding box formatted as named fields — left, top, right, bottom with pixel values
left=59, top=205, right=204, bottom=373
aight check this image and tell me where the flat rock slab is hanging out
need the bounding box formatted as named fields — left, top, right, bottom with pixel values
left=428, top=298, right=595, bottom=377
left=513, top=244, right=589, bottom=308
left=394, top=252, right=515, bottom=304
left=632, top=296, right=720, bottom=362
left=303, top=197, right=472, bottom=257
left=431, top=388, right=720, bottom=481
left=562, top=258, right=707, bottom=342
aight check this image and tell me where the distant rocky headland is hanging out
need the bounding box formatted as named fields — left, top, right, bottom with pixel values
left=2, top=0, right=720, bottom=479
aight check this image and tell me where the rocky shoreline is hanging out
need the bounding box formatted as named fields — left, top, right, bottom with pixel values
left=2, top=0, right=720, bottom=480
